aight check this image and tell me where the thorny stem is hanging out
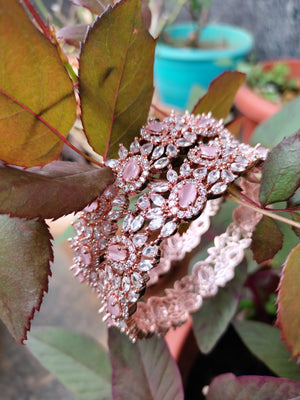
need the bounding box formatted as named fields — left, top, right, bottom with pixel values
left=227, top=185, right=300, bottom=229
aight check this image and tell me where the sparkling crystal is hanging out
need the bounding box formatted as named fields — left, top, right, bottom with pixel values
left=107, top=244, right=127, bottom=261
left=148, top=120, right=164, bottom=132
left=112, top=194, right=127, bottom=207
left=99, top=221, right=111, bottom=236
left=142, top=245, right=158, bottom=258
left=184, top=132, right=197, bottom=142
left=122, top=275, right=131, bottom=292
left=132, top=233, right=148, bottom=247
left=112, top=274, right=121, bottom=289
left=221, top=169, right=236, bottom=182
left=130, top=140, right=140, bottom=153
left=166, top=143, right=178, bottom=157
left=123, top=158, right=140, bottom=181
left=98, top=238, right=107, bottom=250
left=108, top=209, right=123, bottom=220
left=84, top=201, right=98, bottom=212
left=137, top=195, right=150, bottom=210
left=131, top=272, right=143, bottom=289
left=193, top=167, right=207, bottom=179
left=207, top=170, right=220, bottom=184
left=141, top=143, right=153, bottom=155
left=80, top=246, right=92, bottom=265
left=84, top=225, right=93, bottom=238
left=167, top=169, right=178, bottom=182
left=146, top=208, right=163, bottom=219
left=151, top=193, right=165, bottom=207
left=178, top=182, right=197, bottom=208
left=154, top=157, right=169, bottom=169
left=235, top=155, right=249, bottom=165
left=131, top=215, right=144, bottom=232
left=118, top=145, right=128, bottom=159
left=107, top=294, right=121, bottom=317
left=128, top=291, right=140, bottom=302
left=73, top=220, right=84, bottom=235
left=138, top=260, right=154, bottom=272
left=199, top=145, right=217, bottom=159
left=211, top=182, right=227, bottom=195
left=149, top=216, right=165, bottom=230
left=231, top=163, right=247, bottom=173
left=152, top=145, right=165, bottom=159
left=151, top=182, right=169, bottom=192
left=180, top=163, right=191, bottom=176
left=122, top=214, right=133, bottom=231
left=160, top=221, right=177, bottom=237
left=176, top=138, right=192, bottom=147
left=105, top=159, right=118, bottom=168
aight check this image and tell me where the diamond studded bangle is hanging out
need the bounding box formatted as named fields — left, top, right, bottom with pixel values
left=70, top=111, right=266, bottom=341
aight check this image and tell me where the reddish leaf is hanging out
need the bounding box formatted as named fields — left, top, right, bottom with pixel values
left=290, top=212, right=300, bottom=238
left=69, top=0, right=112, bottom=14
left=79, top=0, right=156, bottom=160
left=259, top=130, right=300, bottom=206
left=0, top=161, right=113, bottom=220
left=277, top=243, right=300, bottom=358
left=108, top=327, right=184, bottom=400
left=207, top=373, right=300, bottom=400
left=192, top=71, right=245, bottom=119
left=250, top=216, right=283, bottom=264
left=57, top=24, right=89, bottom=47
left=0, top=215, right=52, bottom=343
left=225, top=115, right=244, bottom=137
left=0, top=1, right=76, bottom=167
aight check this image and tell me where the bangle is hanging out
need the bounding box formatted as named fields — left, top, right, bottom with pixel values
left=70, top=111, right=266, bottom=341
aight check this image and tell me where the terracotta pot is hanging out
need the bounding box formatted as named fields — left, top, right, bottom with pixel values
left=235, top=59, right=300, bottom=143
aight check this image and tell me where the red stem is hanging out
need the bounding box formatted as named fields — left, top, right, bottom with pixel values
left=20, top=0, right=53, bottom=40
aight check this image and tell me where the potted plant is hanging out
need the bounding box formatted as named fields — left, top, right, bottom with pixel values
left=235, top=59, right=300, bottom=142
left=152, top=0, right=254, bottom=109
left=1, top=1, right=300, bottom=399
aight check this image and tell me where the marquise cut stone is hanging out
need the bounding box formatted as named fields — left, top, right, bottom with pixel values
left=138, top=260, right=154, bottom=272
left=160, top=221, right=177, bottom=237
left=131, top=215, right=144, bottom=232
left=133, top=233, right=148, bottom=247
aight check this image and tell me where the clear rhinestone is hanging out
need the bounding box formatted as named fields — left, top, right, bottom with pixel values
left=183, top=132, right=197, bottom=142
left=142, top=245, right=158, bottom=258
left=105, top=159, right=119, bottom=168
left=131, top=215, right=144, bottom=232
left=146, top=208, right=163, bottom=219
left=151, top=182, right=169, bottom=192
left=141, top=143, right=153, bottom=155
left=128, top=291, right=140, bottom=302
left=221, top=169, right=236, bottom=182
left=149, top=216, right=165, bottom=230
left=167, top=169, right=178, bottom=182
left=166, top=144, right=178, bottom=157
left=231, top=163, right=247, bottom=173
left=108, top=209, right=123, bottom=220
left=122, top=214, right=133, bottom=231
left=132, top=233, right=148, bottom=247
left=180, top=163, right=191, bottom=176
left=152, top=145, right=165, bottom=159
left=118, top=145, right=128, bottom=159
left=176, top=138, right=192, bottom=147
left=154, top=157, right=169, bottom=170
left=130, top=140, right=140, bottom=153
left=122, top=275, right=131, bottom=292
left=211, top=182, right=228, bottom=195
left=99, top=221, right=111, bottom=236
left=160, top=221, right=177, bottom=237
left=112, top=194, right=127, bottom=207
left=112, top=275, right=121, bottom=289
left=98, top=238, right=107, bottom=250
left=138, top=260, right=154, bottom=272
left=193, top=167, right=207, bottom=179
left=235, top=155, right=249, bottom=165
left=137, top=195, right=150, bottom=210
left=131, top=272, right=143, bottom=289
left=207, top=170, right=220, bottom=184
left=151, top=193, right=165, bottom=207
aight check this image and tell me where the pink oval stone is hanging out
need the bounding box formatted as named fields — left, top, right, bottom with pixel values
left=123, top=158, right=140, bottom=182
left=107, top=244, right=127, bottom=261
left=80, top=246, right=92, bottom=265
left=200, top=145, right=217, bottom=159
left=107, top=295, right=121, bottom=317
left=178, top=182, right=197, bottom=209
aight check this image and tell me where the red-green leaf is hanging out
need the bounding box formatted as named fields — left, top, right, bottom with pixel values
left=0, top=1, right=76, bottom=167
left=69, top=0, right=112, bottom=14
left=290, top=212, right=300, bottom=238
left=108, top=327, right=184, bottom=400
left=0, top=161, right=113, bottom=220
left=259, top=131, right=300, bottom=206
left=192, top=71, right=245, bottom=119
left=79, top=0, right=156, bottom=160
left=250, top=216, right=283, bottom=264
left=0, top=215, right=52, bottom=343
left=277, top=243, right=300, bottom=358
left=57, top=24, right=89, bottom=47
left=207, top=373, right=300, bottom=400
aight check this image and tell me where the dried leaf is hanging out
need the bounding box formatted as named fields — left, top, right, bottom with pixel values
left=207, top=373, right=300, bottom=400
left=57, top=24, right=89, bottom=47
left=277, top=243, right=300, bottom=358
left=0, top=161, right=113, bottom=220
left=192, top=264, right=247, bottom=354
left=192, top=71, right=245, bottom=119
left=69, top=0, right=113, bottom=14
left=233, top=320, right=300, bottom=380
left=28, top=327, right=111, bottom=400
left=0, top=1, right=76, bottom=167
left=79, top=0, right=156, bottom=159
left=259, top=130, right=300, bottom=206
left=108, top=327, right=184, bottom=400
left=250, top=216, right=283, bottom=264
left=0, top=215, right=52, bottom=343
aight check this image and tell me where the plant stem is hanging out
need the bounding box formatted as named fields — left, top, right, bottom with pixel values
left=20, top=0, right=52, bottom=40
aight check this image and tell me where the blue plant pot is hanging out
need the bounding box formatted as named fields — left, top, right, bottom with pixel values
left=154, top=23, right=254, bottom=109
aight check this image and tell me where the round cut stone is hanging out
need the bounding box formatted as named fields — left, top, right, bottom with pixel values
left=123, top=158, right=140, bottom=182
left=107, top=244, right=127, bottom=261
left=178, top=182, right=197, bottom=208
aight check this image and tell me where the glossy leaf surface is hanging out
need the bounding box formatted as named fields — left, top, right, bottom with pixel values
left=277, top=243, right=300, bottom=358
left=250, top=216, right=283, bottom=264
left=192, top=71, right=245, bottom=119
left=79, top=0, right=156, bottom=159
left=0, top=161, right=113, bottom=220
left=192, top=264, right=247, bottom=354
left=207, top=373, right=300, bottom=400
left=259, top=131, right=300, bottom=205
left=233, top=320, right=300, bottom=380
left=0, top=1, right=76, bottom=167
left=28, top=327, right=111, bottom=400
left=0, top=216, right=52, bottom=343
left=108, top=327, right=184, bottom=400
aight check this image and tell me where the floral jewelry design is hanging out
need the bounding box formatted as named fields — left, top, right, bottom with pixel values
left=70, top=111, right=266, bottom=341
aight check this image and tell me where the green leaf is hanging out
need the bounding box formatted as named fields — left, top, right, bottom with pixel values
left=70, top=0, right=113, bottom=14
left=0, top=161, right=113, bottom=220
left=192, top=71, right=245, bottom=119
left=207, top=373, right=300, bottom=400
left=277, top=243, right=300, bottom=358
left=108, top=327, right=184, bottom=400
left=0, top=215, right=52, bottom=343
left=290, top=212, right=300, bottom=238
left=233, top=320, right=300, bottom=380
left=192, top=264, right=247, bottom=354
left=0, top=1, right=76, bottom=167
left=28, top=327, right=111, bottom=400
left=251, top=95, right=300, bottom=148
left=79, top=0, right=156, bottom=160
left=259, top=131, right=300, bottom=206
left=250, top=216, right=283, bottom=264
left=270, top=220, right=300, bottom=268
left=289, top=188, right=300, bottom=208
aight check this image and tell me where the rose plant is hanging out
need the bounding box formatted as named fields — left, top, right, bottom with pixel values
left=0, top=1, right=300, bottom=399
